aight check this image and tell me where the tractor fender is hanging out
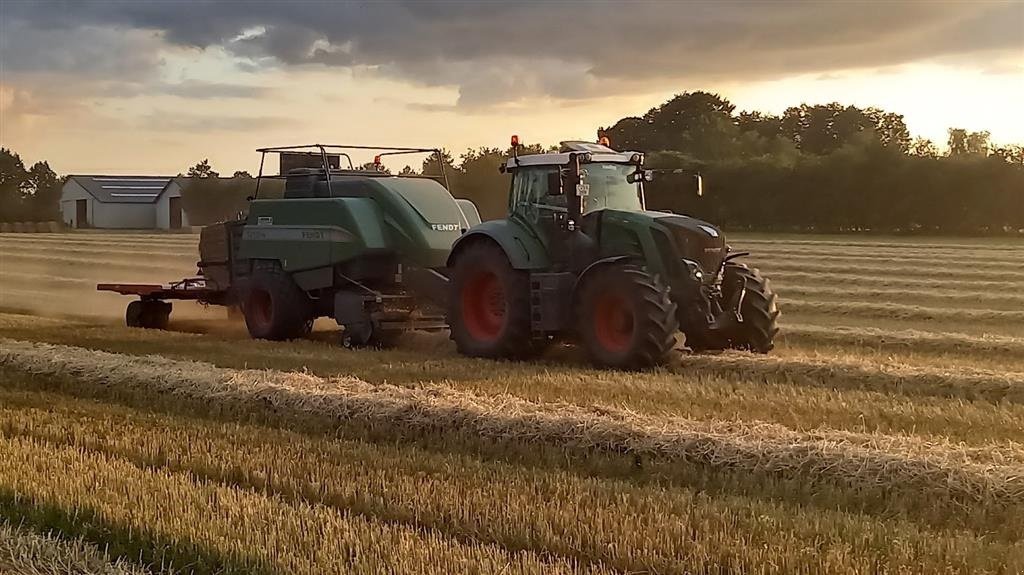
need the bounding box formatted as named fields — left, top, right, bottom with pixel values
left=571, top=255, right=635, bottom=297
left=447, top=220, right=550, bottom=270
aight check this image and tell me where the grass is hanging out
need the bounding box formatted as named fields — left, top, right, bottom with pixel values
left=2, top=231, right=1024, bottom=573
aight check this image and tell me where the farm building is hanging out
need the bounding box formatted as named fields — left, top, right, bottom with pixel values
left=60, top=176, right=190, bottom=230
left=156, top=179, right=190, bottom=229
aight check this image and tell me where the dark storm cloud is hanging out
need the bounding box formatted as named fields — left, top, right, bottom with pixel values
left=3, top=0, right=1021, bottom=105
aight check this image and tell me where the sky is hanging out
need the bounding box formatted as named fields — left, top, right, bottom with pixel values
left=1, top=0, right=1022, bottom=176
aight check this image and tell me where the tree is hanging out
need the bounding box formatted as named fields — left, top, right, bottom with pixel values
left=910, top=137, right=939, bottom=158
left=0, top=148, right=29, bottom=222
left=455, top=147, right=508, bottom=220
left=947, top=128, right=990, bottom=157
left=421, top=149, right=457, bottom=183
left=232, top=170, right=253, bottom=178
left=187, top=159, right=219, bottom=178
left=966, top=131, right=991, bottom=156
left=992, top=145, right=1024, bottom=165
left=358, top=161, right=392, bottom=174
left=26, top=161, right=61, bottom=221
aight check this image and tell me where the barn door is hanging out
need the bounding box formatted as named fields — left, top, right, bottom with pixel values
left=169, top=196, right=182, bottom=229
left=75, top=200, right=87, bottom=228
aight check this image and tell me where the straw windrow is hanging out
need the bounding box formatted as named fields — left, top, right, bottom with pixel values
left=0, top=522, right=157, bottom=575
left=2, top=338, right=1021, bottom=505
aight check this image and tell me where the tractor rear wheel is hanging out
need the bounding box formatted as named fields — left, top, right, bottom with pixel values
left=576, top=265, right=678, bottom=369
left=126, top=300, right=171, bottom=329
left=449, top=242, right=535, bottom=359
left=241, top=267, right=313, bottom=340
left=721, top=263, right=779, bottom=353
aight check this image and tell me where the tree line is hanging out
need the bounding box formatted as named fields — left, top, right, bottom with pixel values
left=432, top=92, right=1022, bottom=234
left=4, top=91, right=1021, bottom=234
left=599, top=92, right=1023, bottom=234
left=0, top=148, right=62, bottom=223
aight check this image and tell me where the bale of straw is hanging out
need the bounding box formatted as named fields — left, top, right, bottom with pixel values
left=0, top=222, right=11, bottom=233
left=12, top=222, right=26, bottom=232
left=36, top=221, right=58, bottom=233
left=2, top=337, right=1022, bottom=505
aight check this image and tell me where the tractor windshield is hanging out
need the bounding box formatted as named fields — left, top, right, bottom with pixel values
left=584, top=163, right=643, bottom=213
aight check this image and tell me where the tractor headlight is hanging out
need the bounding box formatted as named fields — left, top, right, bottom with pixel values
left=681, top=259, right=704, bottom=282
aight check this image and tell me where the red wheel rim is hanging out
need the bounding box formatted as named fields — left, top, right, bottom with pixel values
left=461, top=270, right=505, bottom=342
left=248, top=289, right=273, bottom=329
left=593, top=292, right=634, bottom=353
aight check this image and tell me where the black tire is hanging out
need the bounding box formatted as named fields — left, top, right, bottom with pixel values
left=576, top=264, right=678, bottom=369
left=126, top=300, right=171, bottom=329
left=721, top=262, right=780, bottom=353
left=241, top=266, right=313, bottom=340
left=344, top=322, right=403, bottom=349
left=448, top=241, right=535, bottom=359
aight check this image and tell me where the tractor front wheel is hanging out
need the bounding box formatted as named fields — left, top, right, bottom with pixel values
left=449, top=242, right=535, bottom=359
left=241, top=267, right=313, bottom=340
left=720, top=263, right=779, bottom=353
left=576, top=265, right=678, bottom=369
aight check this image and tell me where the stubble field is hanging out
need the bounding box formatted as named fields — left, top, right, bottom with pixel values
left=0, top=231, right=1022, bottom=574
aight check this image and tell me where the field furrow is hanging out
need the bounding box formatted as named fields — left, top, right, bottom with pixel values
left=763, top=269, right=1024, bottom=293
left=734, top=237, right=1024, bottom=252
left=747, top=251, right=1024, bottom=272
left=780, top=324, right=1024, bottom=358
left=772, top=284, right=1024, bottom=310
left=2, top=315, right=1021, bottom=444
left=3, top=339, right=1022, bottom=506
left=1, top=386, right=1019, bottom=570
left=738, top=244, right=1024, bottom=263
left=756, top=260, right=1024, bottom=281
left=0, top=435, right=605, bottom=575
left=782, top=298, right=1024, bottom=323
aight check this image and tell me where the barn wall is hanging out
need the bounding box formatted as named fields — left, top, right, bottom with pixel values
left=155, top=182, right=190, bottom=229
left=59, top=181, right=93, bottom=228
left=92, top=203, right=157, bottom=229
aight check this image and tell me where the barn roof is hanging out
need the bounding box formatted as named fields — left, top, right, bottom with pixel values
left=67, top=175, right=175, bottom=204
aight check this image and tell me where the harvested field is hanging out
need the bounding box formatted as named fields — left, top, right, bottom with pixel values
left=1, top=231, right=1023, bottom=574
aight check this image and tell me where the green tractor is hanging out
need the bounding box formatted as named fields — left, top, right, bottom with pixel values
left=446, top=138, right=779, bottom=369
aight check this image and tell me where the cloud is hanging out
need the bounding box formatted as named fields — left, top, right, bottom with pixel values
left=3, top=1, right=1022, bottom=107
left=158, top=80, right=271, bottom=99
left=139, top=111, right=290, bottom=133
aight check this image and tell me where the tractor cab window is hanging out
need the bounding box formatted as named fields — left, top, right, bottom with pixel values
left=583, top=163, right=643, bottom=213
left=511, top=167, right=565, bottom=216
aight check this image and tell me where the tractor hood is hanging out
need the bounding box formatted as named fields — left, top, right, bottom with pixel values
left=654, top=213, right=728, bottom=277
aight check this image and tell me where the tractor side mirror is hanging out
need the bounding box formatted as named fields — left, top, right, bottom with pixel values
left=695, top=174, right=704, bottom=197
left=626, top=170, right=654, bottom=184
left=546, top=171, right=564, bottom=195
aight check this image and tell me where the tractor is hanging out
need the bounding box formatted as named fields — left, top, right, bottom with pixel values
left=445, top=138, right=779, bottom=369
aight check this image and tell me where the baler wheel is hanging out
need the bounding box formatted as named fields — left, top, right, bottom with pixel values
left=126, top=300, right=171, bottom=330
left=241, top=267, right=313, bottom=340
left=576, top=264, right=678, bottom=369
